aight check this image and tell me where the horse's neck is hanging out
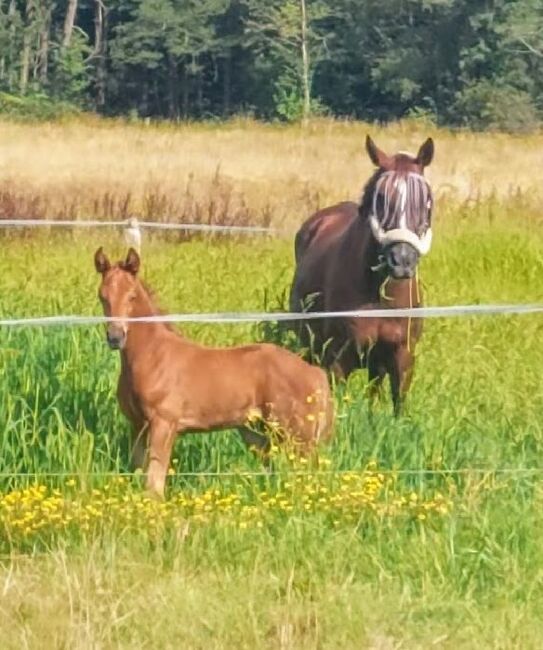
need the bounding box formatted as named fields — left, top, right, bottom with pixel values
left=123, top=283, right=182, bottom=358
left=344, top=213, right=382, bottom=295
left=131, top=283, right=160, bottom=320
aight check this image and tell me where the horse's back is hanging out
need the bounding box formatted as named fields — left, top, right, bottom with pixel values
left=290, top=201, right=358, bottom=317
left=294, top=201, right=358, bottom=263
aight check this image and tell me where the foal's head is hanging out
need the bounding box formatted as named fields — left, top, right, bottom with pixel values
left=362, top=135, right=434, bottom=279
left=94, top=247, right=141, bottom=350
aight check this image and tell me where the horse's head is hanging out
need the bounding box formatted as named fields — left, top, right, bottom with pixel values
left=362, top=135, right=434, bottom=279
left=94, top=247, right=141, bottom=350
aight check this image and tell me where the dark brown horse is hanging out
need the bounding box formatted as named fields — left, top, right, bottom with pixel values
left=289, top=135, right=435, bottom=415
left=94, top=247, right=334, bottom=497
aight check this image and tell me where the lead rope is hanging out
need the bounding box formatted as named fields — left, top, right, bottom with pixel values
left=407, top=277, right=412, bottom=354
left=407, top=268, right=421, bottom=355
left=379, top=272, right=415, bottom=354
left=379, top=275, right=393, bottom=302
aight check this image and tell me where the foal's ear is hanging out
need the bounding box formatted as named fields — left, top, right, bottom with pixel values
left=94, top=247, right=111, bottom=274
left=416, top=137, right=434, bottom=167
left=365, top=135, right=391, bottom=168
left=123, top=247, right=140, bottom=275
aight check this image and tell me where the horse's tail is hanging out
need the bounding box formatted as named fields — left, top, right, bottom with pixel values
left=293, top=228, right=305, bottom=264
left=314, top=369, right=335, bottom=444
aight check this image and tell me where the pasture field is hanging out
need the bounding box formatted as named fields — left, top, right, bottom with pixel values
left=1, top=119, right=543, bottom=648
left=1, top=117, right=543, bottom=228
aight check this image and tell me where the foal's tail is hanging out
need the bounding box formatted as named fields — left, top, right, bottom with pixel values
left=314, top=369, right=335, bottom=444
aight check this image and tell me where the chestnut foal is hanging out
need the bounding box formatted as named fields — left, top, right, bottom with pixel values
left=94, top=248, right=334, bottom=497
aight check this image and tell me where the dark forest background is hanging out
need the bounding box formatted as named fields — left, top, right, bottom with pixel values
left=1, top=0, right=542, bottom=130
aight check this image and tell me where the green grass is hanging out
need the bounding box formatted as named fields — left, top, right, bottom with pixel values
left=1, top=205, right=543, bottom=648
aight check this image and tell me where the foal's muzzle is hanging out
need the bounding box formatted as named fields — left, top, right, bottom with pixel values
left=384, top=242, right=420, bottom=279
left=106, top=326, right=126, bottom=350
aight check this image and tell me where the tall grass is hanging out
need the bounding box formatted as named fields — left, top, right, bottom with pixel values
left=1, top=117, right=543, bottom=227
left=1, top=218, right=542, bottom=481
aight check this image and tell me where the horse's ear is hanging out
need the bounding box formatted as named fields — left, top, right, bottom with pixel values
left=124, top=247, right=140, bottom=275
left=416, top=137, right=434, bottom=167
left=365, top=135, right=391, bottom=168
left=94, top=247, right=110, bottom=274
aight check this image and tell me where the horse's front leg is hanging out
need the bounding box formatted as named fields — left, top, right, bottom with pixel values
left=240, top=426, right=272, bottom=471
left=367, top=346, right=386, bottom=410
left=146, top=417, right=177, bottom=498
left=117, top=381, right=148, bottom=470
left=326, top=335, right=360, bottom=383
left=130, top=421, right=148, bottom=470
left=388, top=344, right=415, bottom=417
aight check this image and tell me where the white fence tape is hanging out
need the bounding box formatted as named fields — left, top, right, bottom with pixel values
left=1, top=304, right=543, bottom=328
left=0, top=218, right=276, bottom=235
left=1, top=218, right=542, bottom=327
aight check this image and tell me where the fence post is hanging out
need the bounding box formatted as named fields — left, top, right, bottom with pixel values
left=124, top=217, right=142, bottom=254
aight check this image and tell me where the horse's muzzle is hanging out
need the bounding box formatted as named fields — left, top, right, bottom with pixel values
left=106, top=327, right=126, bottom=350
left=385, top=242, right=420, bottom=279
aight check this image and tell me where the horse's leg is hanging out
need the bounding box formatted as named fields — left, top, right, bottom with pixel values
left=367, top=347, right=386, bottom=409
left=146, top=417, right=176, bottom=498
left=240, top=427, right=273, bottom=471
left=117, top=382, right=148, bottom=471
left=400, top=351, right=416, bottom=396
left=387, top=345, right=415, bottom=417
left=240, top=427, right=270, bottom=455
left=130, top=421, right=148, bottom=470
left=328, top=337, right=359, bottom=382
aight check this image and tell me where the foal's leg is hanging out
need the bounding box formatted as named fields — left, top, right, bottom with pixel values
left=146, top=418, right=176, bottom=498
left=130, top=421, right=148, bottom=470
left=240, top=427, right=272, bottom=470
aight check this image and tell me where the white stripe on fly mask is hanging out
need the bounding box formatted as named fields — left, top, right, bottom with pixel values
left=395, top=177, right=407, bottom=229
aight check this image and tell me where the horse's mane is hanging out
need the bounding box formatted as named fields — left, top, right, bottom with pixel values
left=114, top=266, right=177, bottom=333
left=358, top=169, right=383, bottom=220
left=142, top=280, right=178, bottom=333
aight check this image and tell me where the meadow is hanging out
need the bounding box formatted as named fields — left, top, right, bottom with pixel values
left=1, top=118, right=543, bottom=649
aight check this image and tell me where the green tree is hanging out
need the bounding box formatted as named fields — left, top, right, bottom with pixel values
left=110, top=0, right=228, bottom=117
left=245, top=0, right=331, bottom=121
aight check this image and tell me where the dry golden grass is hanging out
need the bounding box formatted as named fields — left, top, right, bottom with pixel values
left=1, top=116, right=543, bottom=227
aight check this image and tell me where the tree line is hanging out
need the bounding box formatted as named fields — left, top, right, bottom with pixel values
left=1, top=0, right=542, bottom=130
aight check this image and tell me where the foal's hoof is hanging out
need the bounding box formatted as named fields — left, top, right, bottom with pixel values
left=143, top=487, right=165, bottom=501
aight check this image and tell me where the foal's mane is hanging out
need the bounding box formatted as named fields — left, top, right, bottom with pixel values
left=116, top=261, right=177, bottom=333
left=138, top=279, right=177, bottom=333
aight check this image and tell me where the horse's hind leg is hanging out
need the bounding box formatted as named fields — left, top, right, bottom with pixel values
left=367, top=347, right=386, bottom=410
left=240, top=427, right=272, bottom=470
left=130, top=421, right=148, bottom=470
left=388, top=345, right=415, bottom=417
